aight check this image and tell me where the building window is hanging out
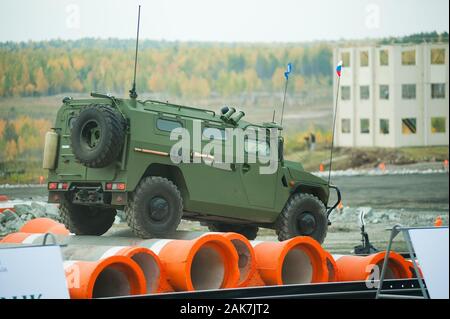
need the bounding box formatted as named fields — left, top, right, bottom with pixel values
left=402, top=50, right=416, bottom=65
left=402, top=84, right=416, bottom=99
left=402, top=118, right=417, bottom=135
left=360, top=51, right=369, bottom=67
left=156, top=118, right=182, bottom=132
left=380, top=119, right=390, bottom=134
left=360, top=86, right=370, bottom=100
left=431, top=49, right=446, bottom=65
left=431, top=117, right=446, bottom=133
left=379, top=49, right=389, bottom=66
left=341, top=119, right=351, bottom=133
left=341, top=86, right=351, bottom=100
left=341, top=52, right=351, bottom=67
left=360, top=119, right=370, bottom=134
left=379, top=85, right=389, bottom=100
left=431, top=83, right=446, bottom=99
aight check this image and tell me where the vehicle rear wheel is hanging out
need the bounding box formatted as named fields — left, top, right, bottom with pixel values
left=275, top=193, right=328, bottom=243
left=125, top=176, right=183, bottom=238
left=71, top=104, right=126, bottom=168
left=59, top=201, right=116, bottom=236
left=207, top=223, right=259, bottom=240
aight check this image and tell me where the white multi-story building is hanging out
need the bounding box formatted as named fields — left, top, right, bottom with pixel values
left=333, top=43, right=449, bottom=148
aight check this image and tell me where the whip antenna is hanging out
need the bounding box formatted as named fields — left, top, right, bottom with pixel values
left=129, top=5, right=141, bottom=99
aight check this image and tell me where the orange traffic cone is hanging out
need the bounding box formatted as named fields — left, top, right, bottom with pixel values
left=319, top=164, right=325, bottom=172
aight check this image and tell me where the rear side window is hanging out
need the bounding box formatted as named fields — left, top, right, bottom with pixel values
left=245, top=139, right=270, bottom=156
left=156, top=118, right=182, bottom=132
left=203, top=127, right=227, bottom=140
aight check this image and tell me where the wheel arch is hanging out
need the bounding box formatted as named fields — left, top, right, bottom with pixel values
left=291, top=184, right=329, bottom=206
left=140, top=163, right=190, bottom=203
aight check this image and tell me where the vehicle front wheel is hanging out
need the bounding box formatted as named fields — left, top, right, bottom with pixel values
left=125, top=176, right=183, bottom=238
left=275, top=193, right=328, bottom=243
left=59, top=201, right=116, bottom=236
left=206, top=223, right=259, bottom=240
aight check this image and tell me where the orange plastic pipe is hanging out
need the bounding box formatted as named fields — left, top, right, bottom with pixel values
left=19, top=218, right=61, bottom=234
left=151, top=234, right=239, bottom=291
left=64, top=256, right=146, bottom=299
left=323, top=250, right=339, bottom=282
left=405, top=260, right=424, bottom=279
left=244, top=270, right=266, bottom=287
left=98, top=246, right=162, bottom=294
left=221, top=232, right=257, bottom=288
left=252, top=236, right=328, bottom=285
left=334, top=251, right=411, bottom=281
left=0, top=232, right=34, bottom=243
left=46, top=223, right=70, bottom=235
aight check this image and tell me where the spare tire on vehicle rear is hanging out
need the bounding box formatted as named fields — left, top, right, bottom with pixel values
left=71, top=105, right=126, bottom=168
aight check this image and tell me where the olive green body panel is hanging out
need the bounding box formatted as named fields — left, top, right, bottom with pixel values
left=48, top=95, right=330, bottom=224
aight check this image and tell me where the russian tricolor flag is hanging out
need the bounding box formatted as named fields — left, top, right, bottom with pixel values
left=336, top=60, right=343, bottom=77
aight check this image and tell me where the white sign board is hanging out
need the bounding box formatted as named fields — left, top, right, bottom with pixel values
left=408, top=227, right=449, bottom=299
left=0, top=245, right=69, bottom=299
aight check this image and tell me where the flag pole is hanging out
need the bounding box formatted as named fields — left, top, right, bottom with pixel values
left=280, top=63, right=292, bottom=127
left=327, top=62, right=342, bottom=186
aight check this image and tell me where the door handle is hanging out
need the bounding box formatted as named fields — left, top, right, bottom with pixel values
left=242, top=163, right=251, bottom=173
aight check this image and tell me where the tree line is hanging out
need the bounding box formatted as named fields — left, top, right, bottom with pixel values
left=0, top=39, right=333, bottom=98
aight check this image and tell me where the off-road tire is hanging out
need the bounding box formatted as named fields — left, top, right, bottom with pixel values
left=275, top=193, right=328, bottom=243
left=59, top=201, right=116, bottom=236
left=125, top=177, right=183, bottom=238
left=71, top=104, right=125, bottom=168
left=207, top=223, right=259, bottom=240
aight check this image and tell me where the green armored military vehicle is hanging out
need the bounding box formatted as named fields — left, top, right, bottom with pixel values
left=44, top=92, right=340, bottom=243
left=43, top=6, right=340, bottom=243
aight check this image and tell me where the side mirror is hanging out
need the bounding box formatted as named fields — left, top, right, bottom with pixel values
left=278, top=138, right=284, bottom=162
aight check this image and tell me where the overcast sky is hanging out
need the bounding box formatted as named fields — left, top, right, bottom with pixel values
left=0, top=0, right=448, bottom=43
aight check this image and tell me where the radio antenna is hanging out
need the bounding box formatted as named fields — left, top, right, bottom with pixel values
left=129, top=5, right=141, bottom=99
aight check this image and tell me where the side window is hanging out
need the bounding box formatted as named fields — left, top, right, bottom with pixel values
left=380, top=119, right=390, bottom=134
left=379, top=49, right=389, bottom=66
left=379, top=85, right=390, bottom=100
left=402, top=50, right=416, bottom=66
left=431, top=49, right=445, bottom=65
left=156, top=118, right=182, bottom=132
left=360, top=51, right=369, bottom=67
left=402, top=84, right=416, bottom=100
left=341, top=86, right=351, bottom=100
left=402, top=118, right=417, bottom=135
left=245, top=139, right=270, bottom=156
left=341, top=52, right=351, bottom=67
left=360, top=85, right=370, bottom=100
left=202, top=127, right=227, bottom=140
left=341, top=119, right=351, bottom=133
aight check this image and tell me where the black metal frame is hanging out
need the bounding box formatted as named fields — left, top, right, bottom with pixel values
left=326, top=184, right=341, bottom=218
left=108, top=279, right=426, bottom=299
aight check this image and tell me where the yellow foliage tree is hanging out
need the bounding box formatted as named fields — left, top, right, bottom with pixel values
left=34, top=67, right=49, bottom=95
left=5, top=140, right=18, bottom=161
left=0, top=119, right=6, bottom=139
